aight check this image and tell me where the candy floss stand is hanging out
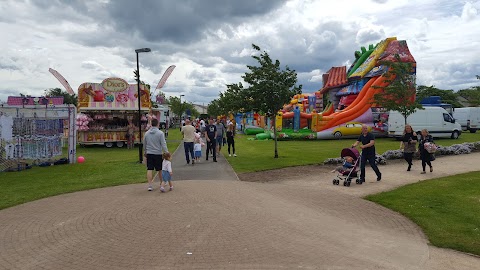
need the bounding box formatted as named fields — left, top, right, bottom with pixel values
left=0, top=96, right=77, bottom=172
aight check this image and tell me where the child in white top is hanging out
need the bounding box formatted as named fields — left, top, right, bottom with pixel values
left=194, top=134, right=203, bottom=162
left=160, top=152, right=173, bottom=192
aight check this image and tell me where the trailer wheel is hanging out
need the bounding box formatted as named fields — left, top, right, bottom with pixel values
left=105, top=142, right=114, bottom=148
left=451, top=131, right=459, bottom=139
left=116, top=142, right=124, bottom=148
left=160, top=123, right=166, bottom=129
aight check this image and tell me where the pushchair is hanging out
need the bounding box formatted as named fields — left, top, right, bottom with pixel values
left=332, top=147, right=361, bottom=187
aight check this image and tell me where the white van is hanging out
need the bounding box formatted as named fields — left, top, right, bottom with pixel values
left=388, top=107, right=462, bottom=139
left=453, top=107, right=480, bottom=133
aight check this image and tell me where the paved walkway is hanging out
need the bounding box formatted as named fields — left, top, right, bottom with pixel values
left=0, top=152, right=479, bottom=269
left=171, top=142, right=238, bottom=181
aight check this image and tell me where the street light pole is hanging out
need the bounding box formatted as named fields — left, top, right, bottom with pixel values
left=179, top=94, right=185, bottom=129
left=135, top=48, right=151, bottom=163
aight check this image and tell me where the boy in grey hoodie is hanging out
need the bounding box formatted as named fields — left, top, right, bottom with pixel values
left=143, top=119, right=169, bottom=191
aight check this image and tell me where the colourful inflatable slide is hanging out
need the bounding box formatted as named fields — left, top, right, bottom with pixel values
left=317, top=74, right=393, bottom=131
left=272, top=36, right=415, bottom=139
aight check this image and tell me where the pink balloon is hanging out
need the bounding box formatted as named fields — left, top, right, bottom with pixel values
left=77, top=156, right=85, bottom=163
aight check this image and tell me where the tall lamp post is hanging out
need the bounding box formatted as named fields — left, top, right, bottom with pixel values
left=179, top=94, right=185, bottom=129
left=135, top=47, right=151, bottom=163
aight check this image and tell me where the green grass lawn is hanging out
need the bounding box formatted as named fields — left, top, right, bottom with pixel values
left=222, top=132, right=480, bottom=173
left=366, top=171, right=480, bottom=256
left=0, top=129, right=182, bottom=210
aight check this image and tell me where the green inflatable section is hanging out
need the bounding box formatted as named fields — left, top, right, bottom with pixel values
left=347, top=46, right=375, bottom=77
left=244, top=127, right=264, bottom=135
left=256, top=132, right=271, bottom=140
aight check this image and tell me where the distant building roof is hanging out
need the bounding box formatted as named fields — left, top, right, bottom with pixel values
left=193, top=103, right=207, bottom=114
left=319, top=66, right=348, bottom=94
left=7, top=96, right=64, bottom=106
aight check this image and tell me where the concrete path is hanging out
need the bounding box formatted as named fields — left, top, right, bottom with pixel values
left=171, top=142, right=238, bottom=181
left=0, top=153, right=479, bottom=269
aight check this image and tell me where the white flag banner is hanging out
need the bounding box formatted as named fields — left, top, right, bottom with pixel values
left=155, top=65, right=176, bottom=90
left=49, top=68, right=75, bottom=95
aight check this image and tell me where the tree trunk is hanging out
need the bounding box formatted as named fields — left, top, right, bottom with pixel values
left=273, top=116, right=279, bottom=158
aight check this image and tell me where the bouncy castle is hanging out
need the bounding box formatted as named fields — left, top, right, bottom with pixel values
left=261, top=37, right=416, bottom=140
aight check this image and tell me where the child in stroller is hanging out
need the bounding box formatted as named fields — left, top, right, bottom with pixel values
left=332, top=147, right=361, bottom=187
left=331, top=156, right=354, bottom=173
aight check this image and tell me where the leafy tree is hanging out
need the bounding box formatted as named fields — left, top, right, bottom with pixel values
left=166, top=96, right=184, bottom=118
left=183, top=102, right=200, bottom=118
left=46, top=88, right=77, bottom=106
left=416, top=85, right=463, bottom=108
left=207, top=99, right=222, bottom=118
left=219, top=82, right=254, bottom=114
left=242, top=44, right=302, bottom=158
left=373, top=55, right=422, bottom=125
left=166, top=96, right=199, bottom=119
left=457, top=76, right=480, bottom=106
left=457, top=87, right=480, bottom=107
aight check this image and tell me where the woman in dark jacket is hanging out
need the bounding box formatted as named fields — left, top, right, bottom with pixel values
left=400, top=124, right=417, bottom=171
left=418, top=129, right=434, bottom=174
left=226, top=123, right=236, bottom=157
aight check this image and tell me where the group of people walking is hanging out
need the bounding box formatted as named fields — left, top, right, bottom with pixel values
left=400, top=125, right=435, bottom=174
left=182, top=118, right=237, bottom=164
left=145, top=117, right=436, bottom=190
left=350, top=124, right=436, bottom=183
left=142, top=116, right=238, bottom=192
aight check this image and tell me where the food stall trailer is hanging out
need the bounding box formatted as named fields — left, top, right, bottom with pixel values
left=77, top=77, right=151, bottom=147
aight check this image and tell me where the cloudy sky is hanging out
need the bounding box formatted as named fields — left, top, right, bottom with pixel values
left=1, top=0, right=479, bottom=105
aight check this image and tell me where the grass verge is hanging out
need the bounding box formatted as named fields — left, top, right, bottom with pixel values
left=0, top=129, right=182, bottom=210
left=223, top=133, right=480, bottom=173
left=366, top=171, right=480, bottom=256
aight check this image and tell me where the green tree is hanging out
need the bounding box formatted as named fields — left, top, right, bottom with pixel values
left=242, top=44, right=302, bottom=158
left=457, top=87, right=480, bottom=107
left=416, top=85, right=463, bottom=108
left=218, top=82, right=254, bottom=114
left=373, top=55, right=422, bottom=125
left=166, top=96, right=184, bottom=118
left=45, top=88, right=77, bottom=106
left=183, top=102, right=200, bottom=118
left=207, top=99, right=222, bottom=118
left=166, top=96, right=199, bottom=119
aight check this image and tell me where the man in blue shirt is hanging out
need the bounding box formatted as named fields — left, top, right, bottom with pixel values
left=352, top=124, right=381, bottom=183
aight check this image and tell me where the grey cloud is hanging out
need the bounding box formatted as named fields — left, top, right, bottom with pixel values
left=164, top=85, right=221, bottom=103
left=218, top=63, right=248, bottom=74
left=0, top=57, right=22, bottom=71
left=371, top=0, right=388, bottom=3
left=188, top=69, right=219, bottom=84
left=461, top=2, right=478, bottom=21
left=101, top=0, right=285, bottom=44
left=432, top=62, right=480, bottom=90
left=375, top=0, right=464, bottom=21
left=356, top=28, right=386, bottom=45
left=172, top=20, right=359, bottom=93
left=208, top=20, right=358, bottom=76
left=81, top=61, right=104, bottom=71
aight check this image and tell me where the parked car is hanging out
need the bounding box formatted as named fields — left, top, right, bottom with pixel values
left=332, top=122, right=371, bottom=138
left=388, top=107, right=462, bottom=139
left=453, top=107, right=480, bottom=133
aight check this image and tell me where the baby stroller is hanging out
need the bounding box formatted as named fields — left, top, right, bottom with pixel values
left=332, top=147, right=361, bottom=187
